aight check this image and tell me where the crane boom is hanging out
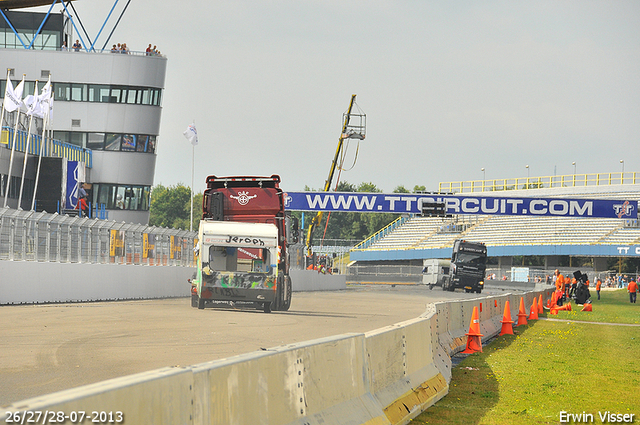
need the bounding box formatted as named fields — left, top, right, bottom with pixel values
left=306, top=95, right=365, bottom=256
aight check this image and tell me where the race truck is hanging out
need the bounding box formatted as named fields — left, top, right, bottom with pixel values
left=191, top=175, right=298, bottom=313
left=441, top=239, right=487, bottom=293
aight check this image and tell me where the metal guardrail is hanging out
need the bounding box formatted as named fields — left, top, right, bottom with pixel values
left=0, top=207, right=196, bottom=266
left=439, top=172, right=637, bottom=193
left=1, top=127, right=92, bottom=168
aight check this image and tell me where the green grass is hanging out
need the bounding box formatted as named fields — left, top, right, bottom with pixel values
left=413, top=290, right=640, bottom=425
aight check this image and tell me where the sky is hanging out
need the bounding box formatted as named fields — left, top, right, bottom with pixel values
left=36, top=1, right=640, bottom=194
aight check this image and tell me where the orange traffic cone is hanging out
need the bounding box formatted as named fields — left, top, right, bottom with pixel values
left=581, top=303, right=592, bottom=312
left=556, top=303, right=572, bottom=312
left=462, top=306, right=484, bottom=353
left=538, top=294, right=544, bottom=314
left=499, top=300, right=514, bottom=336
left=528, top=297, right=538, bottom=320
left=516, top=297, right=528, bottom=326
left=550, top=307, right=559, bottom=315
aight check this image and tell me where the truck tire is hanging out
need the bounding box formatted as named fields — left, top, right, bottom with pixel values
left=263, top=302, right=272, bottom=313
left=273, top=272, right=292, bottom=311
left=191, top=295, right=198, bottom=308
left=280, top=275, right=292, bottom=311
left=197, top=297, right=205, bottom=309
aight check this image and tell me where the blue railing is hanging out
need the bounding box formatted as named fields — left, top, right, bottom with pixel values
left=1, top=126, right=92, bottom=168
left=352, top=215, right=409, bottom=251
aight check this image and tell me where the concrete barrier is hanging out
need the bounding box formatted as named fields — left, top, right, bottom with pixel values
left=5, top=288, right=556, bottom=424
left=0, top=263, right=346, bottom=305
left=290, top=269, right=347, bottom=292
left=0, top=261, right=194, bottom=304
left=192, top=333, right=388, bottom=425
left=5, top=367, right=193, bottom=424
left=365, top=315, right=448, bottom=424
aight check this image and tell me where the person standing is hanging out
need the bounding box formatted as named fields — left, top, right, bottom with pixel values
left=596, top=278, right=602, bottom=300
left=628, top=278, right=637, bottom=304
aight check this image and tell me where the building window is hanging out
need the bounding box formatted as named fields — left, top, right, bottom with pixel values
left=9, top=81, right=167, bottom=106
left=71, top=83, right=87, bottom=101
left=105, top=134, right=121, bottom=151
left=87, top=132, right=105, bottom=150
left=93, top=183, right=151, bottom=211
left=121, top=134, right=136, bottom=151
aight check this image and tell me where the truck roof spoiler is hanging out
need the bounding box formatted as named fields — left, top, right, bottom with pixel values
left=205, top=175, right=281, bottom=189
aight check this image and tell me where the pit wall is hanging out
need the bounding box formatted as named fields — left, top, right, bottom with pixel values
left=5, top=288, right=553, bottom=425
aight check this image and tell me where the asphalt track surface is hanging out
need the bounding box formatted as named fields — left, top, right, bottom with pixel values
left=0, top=285, right=503, bottom=407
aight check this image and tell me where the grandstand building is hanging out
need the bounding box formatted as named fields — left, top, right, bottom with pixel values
left=350, top=173, right=640, bottom=279
left=0, top=2, right=165, bottom=224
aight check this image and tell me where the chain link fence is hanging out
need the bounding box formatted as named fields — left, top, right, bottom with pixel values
left=0, top=207, right=196, bottom=266
left=347, top=264, right=423, bottom=284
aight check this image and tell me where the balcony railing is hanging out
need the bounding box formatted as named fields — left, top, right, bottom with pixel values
left=1, top=126, right=92, bottom=168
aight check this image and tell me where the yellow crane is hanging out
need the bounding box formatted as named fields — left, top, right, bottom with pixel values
left=305, top=94, right=365, bottom=256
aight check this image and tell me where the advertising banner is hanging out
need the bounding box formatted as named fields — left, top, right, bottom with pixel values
left=109, top=230, right=124, bottom=257
left=170, top=235, right=182, bottom=260
left=65, top=161, right=85, bottom=209
left=143, top=234, right=156, bottom=259
left=284, top=192, right=637, bottom=219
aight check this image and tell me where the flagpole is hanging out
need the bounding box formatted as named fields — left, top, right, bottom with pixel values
left=31, top=75, right=52, bottom=211
left=4, top=74, right=25, bottom=208
left=17, top=80, right=38, bottom=209
left=0, top=70, right=9, bottom=204
left=0, top=70, right=9, bottom=138
left=190, top=119, right=195, bottom=232
left=31, top=109, right=48, bottom=211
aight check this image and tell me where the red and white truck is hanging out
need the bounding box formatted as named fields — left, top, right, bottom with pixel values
left=191, top=175, right=297, bottom=313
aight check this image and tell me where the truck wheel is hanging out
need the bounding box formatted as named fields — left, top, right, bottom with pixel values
left=475, top=288, right=482, bottom=294
left=197, top=297, right=205, bottom=309
left=191, top=295, right=198, bottom=308
left=263, top=302, right=272, bottom=313
left=280, top=275, right=292, bottom=311
left=273, top=272, right=287, bottom=311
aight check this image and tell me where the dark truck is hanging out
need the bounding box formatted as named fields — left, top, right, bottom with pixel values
left=441, top=239, right=487, bottom=293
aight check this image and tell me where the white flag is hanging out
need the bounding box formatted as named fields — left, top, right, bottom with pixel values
left=25, top=94, right=45, bottom=118
left=183, top=123, right=198, bottom=146
left=39, top=78, right=53, bottom=120
left=3, top=76, right=24, bottom=112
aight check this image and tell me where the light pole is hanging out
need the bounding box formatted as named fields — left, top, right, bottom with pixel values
left=620, top=159, right=625, bottom=183
left=526, top=165, right=529, bottom=178
left=572, top=161, right=576, bottom=175
left=481, top=167, right=485, bottom=181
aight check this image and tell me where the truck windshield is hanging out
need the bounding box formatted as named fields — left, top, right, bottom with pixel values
left=455, top=252, right=486, bottom=266
left=208, top=245, right=274, bottom=274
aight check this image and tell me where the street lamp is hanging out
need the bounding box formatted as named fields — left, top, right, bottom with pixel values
left=526, top=165, right=529, bottom=178
left=572, top=161, right=576, bottom=175
left=620, top=160, right=625, bottom=183
left=481, top=168, right=485, bottom=181
left=620, top=159, right=625, bottom=174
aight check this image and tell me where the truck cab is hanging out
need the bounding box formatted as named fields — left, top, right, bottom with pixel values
left=193, top=175, right=295, bottom=313
left=442, top=240, right=487, bottom=293
left=195, top=220, right=279, bottom=312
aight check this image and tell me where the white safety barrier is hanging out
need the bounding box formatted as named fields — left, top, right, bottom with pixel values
left=290, top=269, right=347, bottom=291
left=0, top=261, right=194, bottom=304
left=5, top=288, right=555, bottom=424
